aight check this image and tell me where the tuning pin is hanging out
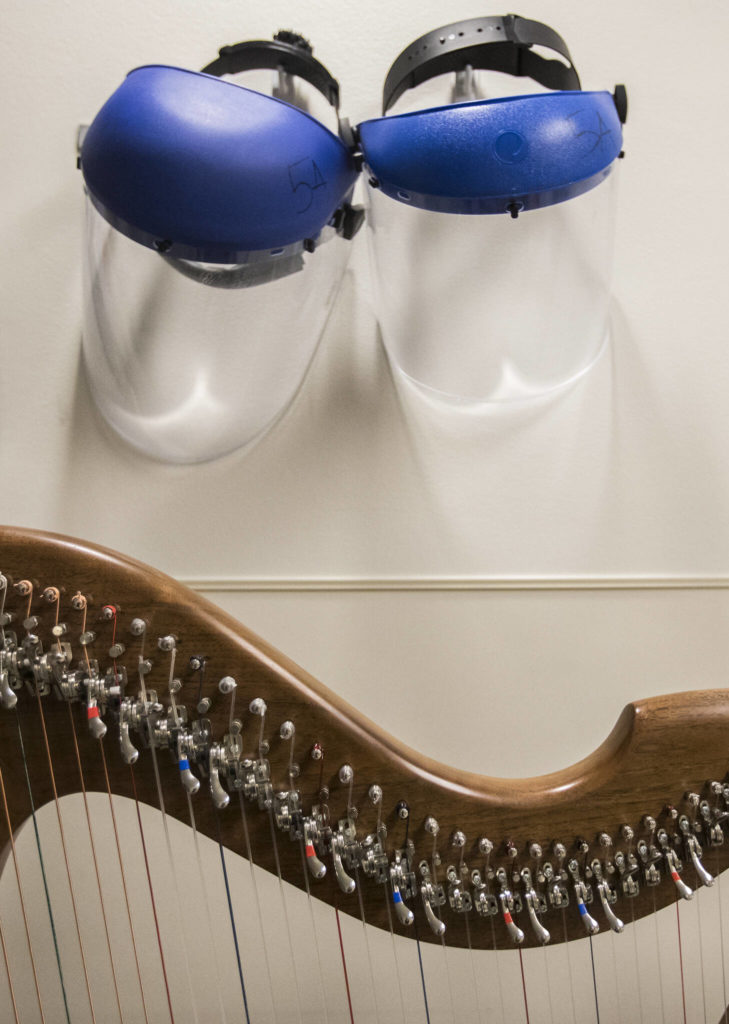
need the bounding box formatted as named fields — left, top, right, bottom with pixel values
left=87, top=700, right=107, bottom=740
left=392, top=881, right=414, bottom=926
left=305, top=840, right=327, bottom=880
left=119, top=719, right=139, bottom=765
left=178, top=757, right=200, bottom=796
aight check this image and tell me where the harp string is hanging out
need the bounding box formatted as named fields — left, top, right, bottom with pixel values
left=64, top=701, right=123, bottom=1022
left=129, top=765, right=176, bottom=1023
left=694, top=876, right=708, bottom=1024
left=295, top=740, right=330, bottom=1023
left=0, top=902, right=20, bottom=1024
left=716, top=851, right=728, bottom=1019
left=77, top=592, right=151, bottom=1022
left=541, top=944, right=556, bottom=1024
left=413, top=918, right=432, bottom=1024
left=518, top=946, right=531, bottom=1024
left=630, top=892, right=647, bottom=1019
left=167, top=650, right=230, bottom=1024
left=0, top=760, right=46, bottom=1022
left=98, top=742, right=150, bottom=1023
left=561, top=909, right=578, bottom=1024
left=354, top=865, right=381, bottom=1021
left=489, top=916, right=507, bottom=1022
left=676, top=901, right=688, bottom=1024
left=335, top=907, right=356, bottom=1023
left=587, top=935, right=600, bottom=1024
left=132, top=618, right=201, bottom=1023
left=12, top=709, right=66, bottom=1022
left=651, top=889, right=667, bottom=1021
left=33, top=682, right=97, bottom=1022
left=383, top=886, right=408, bottom=1024
left=237, top=792, right=279, bottom=1023
left=215, top=818, right=252, bottom=1024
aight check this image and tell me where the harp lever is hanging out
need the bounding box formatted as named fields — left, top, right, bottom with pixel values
left=86, top=698, right=106, bottom=740
left=390, top=849, right=415, bottom=926
left=178, top=757, right=200, bottom=795
left=591, top=860, right=624, bottom=933
left=119, top=700, right=138, bottom=764
left=657, top=830, right=693, bottom=900
left=209, top=745, right=229, bottom=810
left=678, top=817, right=713, bottom=887
left=332, top=841, right=356, bottom=894
left=567, top=859, right=599, bottom=935
left=496, top=867, right=524, bottom=944
left=521, top=868, right=550, bottom=945
left=305, top=841, right=327, bottom=879
left=419, top=861, right=446, bottom=936
left=0, top=668, right=17, bottom=710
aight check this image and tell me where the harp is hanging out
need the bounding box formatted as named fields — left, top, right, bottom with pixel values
left=0, top=525, right=728, bottom=1023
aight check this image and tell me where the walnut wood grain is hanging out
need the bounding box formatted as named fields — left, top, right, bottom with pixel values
left=0, top=524, right=727, bottom=951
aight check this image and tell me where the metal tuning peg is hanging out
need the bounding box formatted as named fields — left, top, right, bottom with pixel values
left=419, top=861, right=446, bottom=936
left=331, top=822, right=356, bottom=894
left=119, top=699, right=139, bottom=764
left=591, top=860, right=624, bottom=933
left=208, top=744, right=230, bottom=810
left=86, top=696, right=107, bottom=739
left=390, top=849, right=415, bottom=927
left=521, top=868, right=550, bottom=945
left=496, top=867, right=524, bottom=945
left=567, top=860, right=599, bottom=935
left=614, top=849, right=640, bottom=898
left=178, top=755, right=200, bottom=795
left=656, top=830, right=693, bottom=900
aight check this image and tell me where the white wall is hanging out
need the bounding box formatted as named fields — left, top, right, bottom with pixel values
left=1, top=0, right=728, bottom=774
left=2, top=4, right=729, bottom=1021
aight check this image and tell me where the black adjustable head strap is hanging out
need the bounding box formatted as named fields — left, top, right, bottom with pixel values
left=382, top=14, right=581, bottom=114
left=202, top=30, right=341, bottom=110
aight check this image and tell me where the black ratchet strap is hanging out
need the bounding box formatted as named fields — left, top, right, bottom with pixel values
left=382, top=14, right=580, bottom=114
left=202, top=30, right=340, bottom=109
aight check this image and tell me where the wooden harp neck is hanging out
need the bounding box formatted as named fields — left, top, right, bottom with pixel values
left=0, top=524, right=727, bottom=950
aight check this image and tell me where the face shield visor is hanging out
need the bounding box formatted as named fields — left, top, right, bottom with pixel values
left=357, top=14, right=627, bottom=404
left=80, top=32, right=361, bottom=463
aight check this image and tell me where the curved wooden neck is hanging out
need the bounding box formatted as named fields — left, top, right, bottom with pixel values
left=0, top=524, right=727, bottom=950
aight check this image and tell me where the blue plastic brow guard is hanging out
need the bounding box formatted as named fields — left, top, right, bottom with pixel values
left=356, top=14, right=627, bottom=216
left=79, top=33, right=361, bottom=264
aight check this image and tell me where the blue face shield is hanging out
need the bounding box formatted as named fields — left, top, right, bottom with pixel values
left=356, top=14, right=627, bottom=217
left=355, top=14, right=628, bottom=405
left=80, top=33, right=362, bottom=267
left=79, top=33, right=364, bottom=464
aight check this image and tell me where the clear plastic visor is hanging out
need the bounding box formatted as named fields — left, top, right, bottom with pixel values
left=366, top=172, right=617, bottom=404
left=82, top=195, right=348, bottom=462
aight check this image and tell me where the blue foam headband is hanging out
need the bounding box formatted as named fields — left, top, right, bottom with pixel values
left=357, top=14, right=627, bottom=216
left=80, top=42, right=359, bottom=263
